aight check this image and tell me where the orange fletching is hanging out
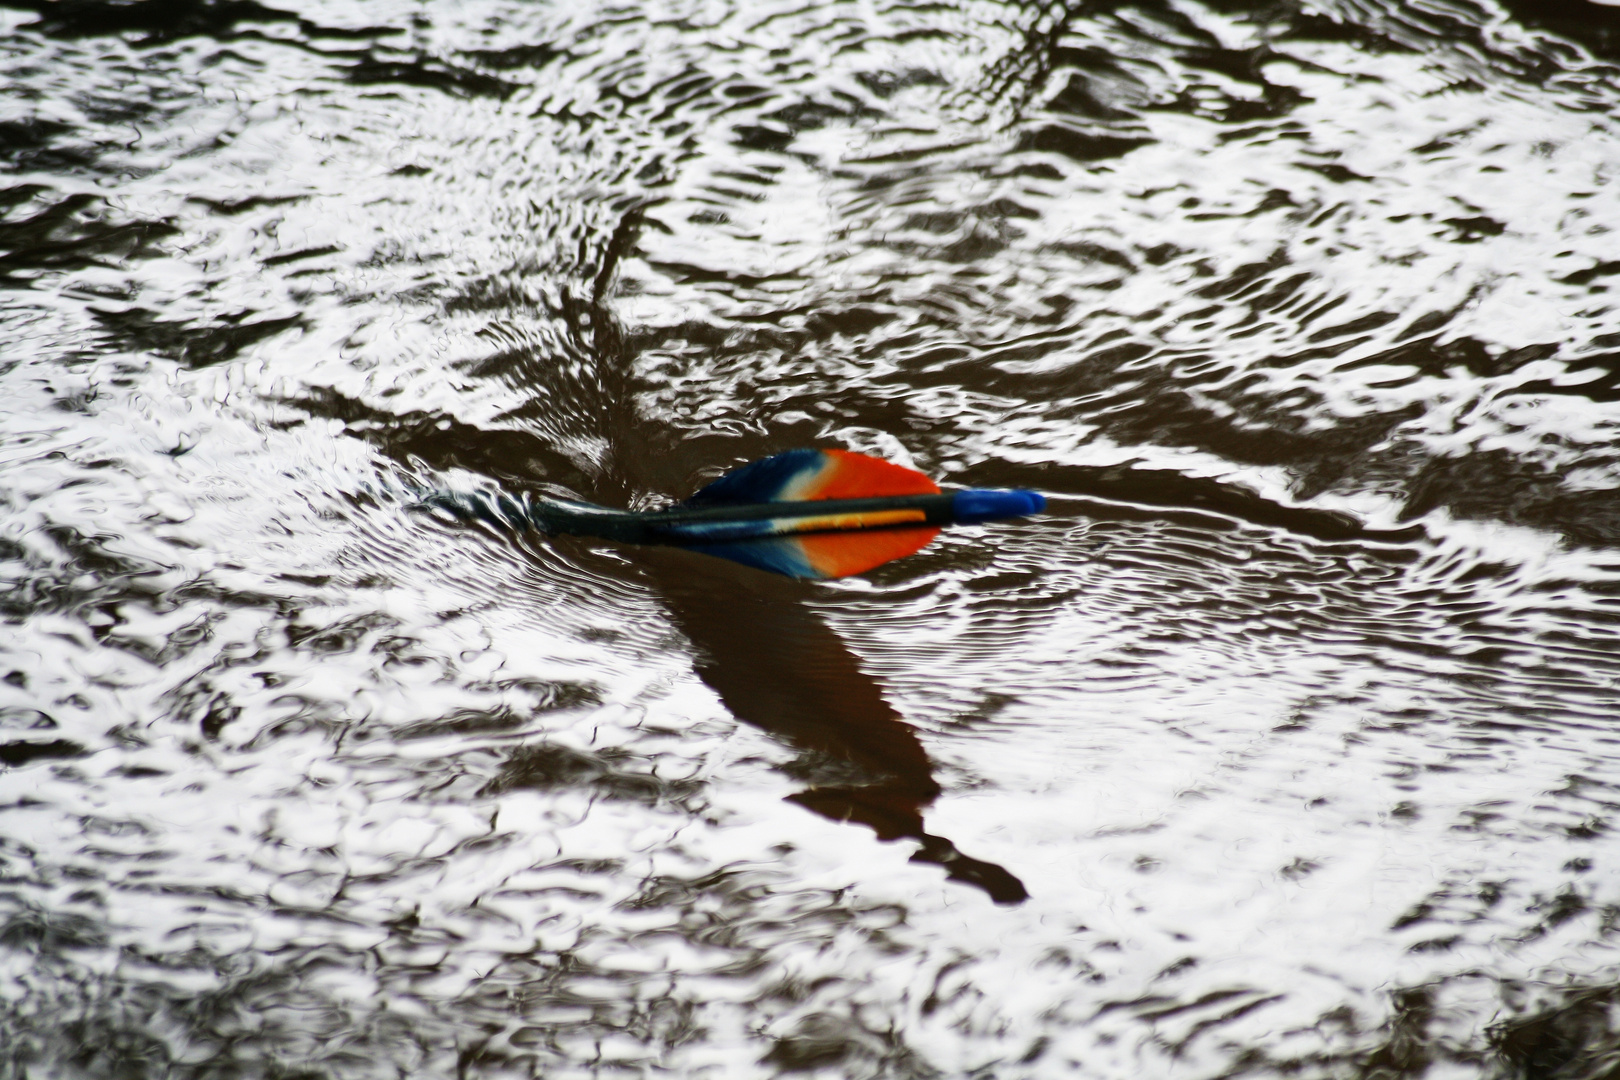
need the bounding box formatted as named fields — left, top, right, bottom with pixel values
left=800, top=525, right=941, bottom=578
left=801, top=449, right=942, bottom=500
left=791, top=451, right=943, bottom=576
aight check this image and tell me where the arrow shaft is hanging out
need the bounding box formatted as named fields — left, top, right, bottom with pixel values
left=419, top=490, right=961, bottom=545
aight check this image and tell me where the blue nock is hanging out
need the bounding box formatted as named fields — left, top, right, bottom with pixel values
left=950, top=489, right=1046, bottom=524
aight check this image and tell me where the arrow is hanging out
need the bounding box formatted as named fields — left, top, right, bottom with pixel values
left=418, top=447, right=1045, bottom=579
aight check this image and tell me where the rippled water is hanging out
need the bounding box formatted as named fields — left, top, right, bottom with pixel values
left=6, top=0, right=1620, bottom=1075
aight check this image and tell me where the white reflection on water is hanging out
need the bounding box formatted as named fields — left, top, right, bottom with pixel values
left=4, top=0, right=1620, bottom=1075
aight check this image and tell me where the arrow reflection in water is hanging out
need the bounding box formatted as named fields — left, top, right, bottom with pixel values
left=638, top=547, right=1028, bottom=905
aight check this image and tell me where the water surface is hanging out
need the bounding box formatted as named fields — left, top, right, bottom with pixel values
left=5, top=0, right=1620, bottom=1075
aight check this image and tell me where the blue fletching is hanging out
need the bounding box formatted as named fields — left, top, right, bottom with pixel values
left=683, top=538, right=814, bottom=577
left=951, top=489, right=1046, bottom=523
left=685, top=449, right=823, bottom=505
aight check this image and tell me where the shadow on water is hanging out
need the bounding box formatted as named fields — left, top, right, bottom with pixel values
left=636, top=546, right=1029, bottom=905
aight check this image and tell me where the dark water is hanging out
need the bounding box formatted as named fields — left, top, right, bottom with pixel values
left=6, top=0, right=1620, bottom=1075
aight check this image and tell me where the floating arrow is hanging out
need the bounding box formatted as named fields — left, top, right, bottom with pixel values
left=420, top=447, right=1044, bottom=579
